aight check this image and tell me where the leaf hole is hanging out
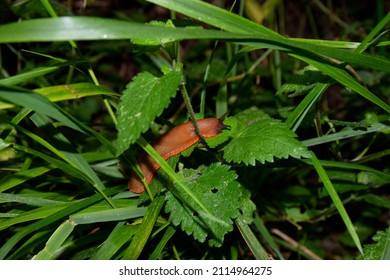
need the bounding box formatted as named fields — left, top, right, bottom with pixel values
left=192, top=211, right=199, bottom=217
left=211, top=188, right=218, bottom=194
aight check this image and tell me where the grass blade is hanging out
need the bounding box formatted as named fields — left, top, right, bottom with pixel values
left=32, top=220, right=77, bottom=260
left=123, top=195, right=165, bottom=260
left=310, top=151, right=363, bottom=253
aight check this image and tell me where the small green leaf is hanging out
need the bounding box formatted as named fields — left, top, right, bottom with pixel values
left=357, top=227, right=390, bottom=260
left=116, top=66, right=182, bottom=155
left=224, top=111, right=311, bottom=165
left=277, top=65, right=329, bottom=96
left=165, top=163, right=252, bottom=247
left=131, top=20, right=176, bottom=50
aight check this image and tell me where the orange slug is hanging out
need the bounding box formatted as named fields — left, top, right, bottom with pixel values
left=128, top=117, right=228, bottom=193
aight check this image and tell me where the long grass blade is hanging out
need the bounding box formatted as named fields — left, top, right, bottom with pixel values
left=310, top=151, right=363, bottom=253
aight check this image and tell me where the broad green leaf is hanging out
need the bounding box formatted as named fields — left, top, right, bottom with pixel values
left=165, top=163, right=251, bottom=247
left=357, top=226, right=390, bottom=260
left=116, top=65, right=182, bottom=155
left=224, top=115, right=311, bottom=165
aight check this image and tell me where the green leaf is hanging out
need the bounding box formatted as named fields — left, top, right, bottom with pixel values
left=277, top=65, right=329, bottom=96
left=165, top=163, right=252, bottom=247
left=116, top=65, right=182, bottom=155
left=131, top=20, right=176, bottom=50
left=224, top=112, right=311, bottom=165
left=357, top=227, right=390, bottom=260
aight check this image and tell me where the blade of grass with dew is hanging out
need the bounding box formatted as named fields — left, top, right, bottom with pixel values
left=310, top=151, right=363, bottom=253
left=0, top=193, right=63, bottom=207
left=32, top=219, right=77, bottom=260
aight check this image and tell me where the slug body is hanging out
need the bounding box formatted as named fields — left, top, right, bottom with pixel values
left=128, top=118, right=227, bottom=193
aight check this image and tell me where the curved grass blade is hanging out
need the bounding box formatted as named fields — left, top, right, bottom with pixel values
left=310, top=151, right=363, bottom=253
